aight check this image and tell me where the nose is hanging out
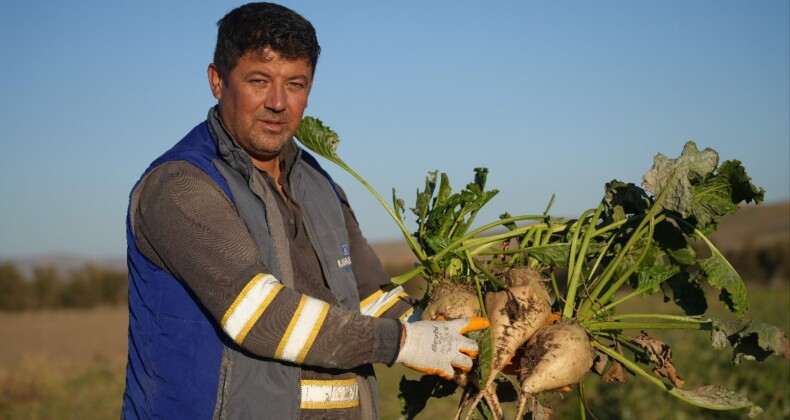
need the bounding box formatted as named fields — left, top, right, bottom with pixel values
left=264, top=83, right=287, bottom=113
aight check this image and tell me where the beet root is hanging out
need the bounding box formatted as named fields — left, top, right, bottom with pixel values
left=515, top=320, right=593, bottom=418
left=422, top=283, right=480, bottom=321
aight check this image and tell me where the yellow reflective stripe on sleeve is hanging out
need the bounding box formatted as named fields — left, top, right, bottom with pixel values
left=399, top=307, right=415, bottom=321
left=300, top=378, right=359, bottom=409
left=275, top=295, right=329, bottom=363
left=359, top=289, right=383, bottom=309
left=221, top=273, right=283, bottom=344
left=359, top=285, right=409, bottom=317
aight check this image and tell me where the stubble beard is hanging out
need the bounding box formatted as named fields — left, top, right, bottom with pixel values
left=246, top=111, right=294, bottom=157
left=250, top=132, right=290, bottom=156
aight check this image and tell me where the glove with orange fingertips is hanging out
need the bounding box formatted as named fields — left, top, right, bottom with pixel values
left=395, top=317, right=490, bottom=380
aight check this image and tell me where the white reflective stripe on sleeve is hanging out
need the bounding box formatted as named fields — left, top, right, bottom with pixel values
left=221, top=273, right=283, bottom=344
left=275, top=295, right=329, bottom=364
left=359, top=285, right=409, bottom=317
left=300, top=378, right=359, bottom=409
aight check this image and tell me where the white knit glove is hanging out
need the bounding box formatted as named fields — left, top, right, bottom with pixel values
left=395, top=317, right=489, bottom=380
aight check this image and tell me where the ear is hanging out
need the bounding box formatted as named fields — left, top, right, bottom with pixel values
left=207, top=64, right=223, bottom=100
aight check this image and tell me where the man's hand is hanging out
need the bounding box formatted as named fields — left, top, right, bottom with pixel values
left=395, top=317, right=489, bottom=380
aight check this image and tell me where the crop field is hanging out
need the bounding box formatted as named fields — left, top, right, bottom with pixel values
left=0, top=285, right=786, bottom=419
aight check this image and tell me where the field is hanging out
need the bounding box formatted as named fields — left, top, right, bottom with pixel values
left=0, top=285, right=786, bottom=419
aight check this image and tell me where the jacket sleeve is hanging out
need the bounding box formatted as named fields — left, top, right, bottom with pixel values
left=333, top=185, right=418, bottom=321
left=131, top=161, right=401, bottom=369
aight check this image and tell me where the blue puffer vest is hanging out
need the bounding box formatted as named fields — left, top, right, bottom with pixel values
left=122, top=119, right=370, bottom=419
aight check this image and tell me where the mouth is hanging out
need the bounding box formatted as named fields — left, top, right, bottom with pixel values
left=259, top=118, right=288, bottom=133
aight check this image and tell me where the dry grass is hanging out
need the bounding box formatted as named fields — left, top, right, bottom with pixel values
left=0, top=307, right=127, bottom=374
left=0, top=307, right=127, bottom=419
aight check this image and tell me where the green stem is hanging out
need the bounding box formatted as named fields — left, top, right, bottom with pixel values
left=391, top=264, right=425, bottom=285
left=453, top=215, right=546, bottom=245
left=434, top=219, right=550, bottom=262
left=586, top=321, right=710, bottom=331
left=590, top=217, right=629, bottom=238
left=580, top=227, right=619, bottom=297
left=586, top=218, right=656, bottom=319
left=578, top=172, right=679, bottom=316
left=519, top=224, right=539, bottom=249
left=609, top=313, right=709, bottom=322
left=592, top=341, right=750, bottom=411
left=577, top=214, right=654, bottom=317
left=549, top=270, right=561, bottom=309
left=474, top=259, right=506, bottom=289
left=563, top=205, right=604, bottom=319
left=565, top=212, right=590, bottom=300
left=332, top=159, right=427, bottom=263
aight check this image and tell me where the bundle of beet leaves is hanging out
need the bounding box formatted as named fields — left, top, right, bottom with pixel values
left=296, top=117, right=789, bottom=419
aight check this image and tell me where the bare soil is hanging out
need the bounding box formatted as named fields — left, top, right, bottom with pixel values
left=0, top=307, right=128, bottom=375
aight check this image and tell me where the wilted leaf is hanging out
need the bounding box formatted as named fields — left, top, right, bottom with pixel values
left=641, top=141, right=719, bottom=217
left=674, top=385, right=755, bottom=411
left=632, top=331, right=685, bottom=387
left=531, top=398, right=552, bottom=420
left=593, top=351, right=609, bottom=376
left=602, top=359, right=629, bottom=383
left=600, top=342, right=629, bottom=383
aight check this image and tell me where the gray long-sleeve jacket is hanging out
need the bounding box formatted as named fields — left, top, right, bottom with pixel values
left=125, top=108, right=415, bottom=419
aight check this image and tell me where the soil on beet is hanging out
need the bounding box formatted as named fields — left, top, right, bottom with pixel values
left=506, top=266, right=544, bottom=288
left=424, top=282, right=480, bottom=320
left=518, top=329, right=559, bottom=380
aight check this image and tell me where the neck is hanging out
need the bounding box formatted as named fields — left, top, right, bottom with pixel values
left=253, top=156, right=280, bottom=178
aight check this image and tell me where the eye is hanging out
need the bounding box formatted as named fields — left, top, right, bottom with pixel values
left=287, top=81, right=306, bottom=91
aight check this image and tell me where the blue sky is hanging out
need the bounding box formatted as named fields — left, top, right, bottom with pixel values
left=1, top=1, right=788, bottom=258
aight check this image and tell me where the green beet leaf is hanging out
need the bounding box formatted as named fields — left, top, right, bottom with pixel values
left=711, top=318, right=790, bottom=364
left=688, top=159, right=765, bottom=234
left=698, top=246, right=749, bottom=316
left=295, top=116, right=340, bottom=162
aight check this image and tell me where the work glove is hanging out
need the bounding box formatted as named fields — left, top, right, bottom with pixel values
left=395, top=317, right=489, bottom=380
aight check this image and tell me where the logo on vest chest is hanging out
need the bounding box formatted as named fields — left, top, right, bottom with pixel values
left=336, top=243, right=352, bottom=272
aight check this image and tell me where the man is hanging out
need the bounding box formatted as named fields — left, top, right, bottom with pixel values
left=122, top=3, right=488, bottom=419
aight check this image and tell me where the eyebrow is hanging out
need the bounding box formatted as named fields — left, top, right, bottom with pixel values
left=245, top=70, right=310, bottom=83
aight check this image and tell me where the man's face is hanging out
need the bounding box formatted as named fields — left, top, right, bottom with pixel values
left=208, top=49, right=312, bottom=167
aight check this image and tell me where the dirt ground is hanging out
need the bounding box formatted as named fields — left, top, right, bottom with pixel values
left=0, top=307, right=128, bottom=375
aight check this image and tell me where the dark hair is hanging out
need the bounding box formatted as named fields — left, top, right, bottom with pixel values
left=213, top=2, right=321, bottom=78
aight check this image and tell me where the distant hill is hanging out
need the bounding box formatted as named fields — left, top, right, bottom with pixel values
left=706, top=201, right=789, bottom=253
left=0, top=254, right=126, bottom=278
